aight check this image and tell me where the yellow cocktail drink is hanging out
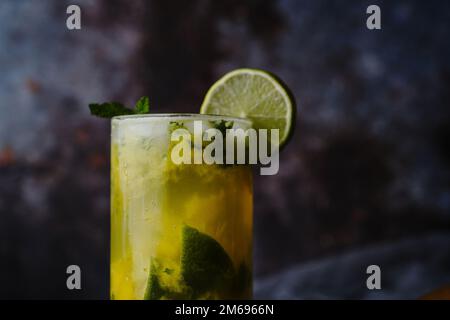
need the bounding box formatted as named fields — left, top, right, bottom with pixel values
left=110, top=114, right=253, bottom=299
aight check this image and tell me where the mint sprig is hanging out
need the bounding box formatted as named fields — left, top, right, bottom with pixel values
left=135, top=96, right=150, bottom=114
left=89, top=96, right=150, bottom=118
left=88, top=102, right=134, bottom=118
left=212, top=120, right=234, bottom=136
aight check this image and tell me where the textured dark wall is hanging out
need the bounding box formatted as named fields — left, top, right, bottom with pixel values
left=0, top=0, right=449, bottom=299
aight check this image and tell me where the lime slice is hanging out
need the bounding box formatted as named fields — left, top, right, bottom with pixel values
left=144, top=258, right=189, bottom=300
left=144, top=225, right=235, bottom=299
left=144, top=260, right=165, bottom=300
left=200, top=68, right=296, bottom=148
left=181, top=225, right=234, bottom=296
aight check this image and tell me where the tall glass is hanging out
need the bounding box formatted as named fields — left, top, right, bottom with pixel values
left=110, top=114, right=253, bottom=300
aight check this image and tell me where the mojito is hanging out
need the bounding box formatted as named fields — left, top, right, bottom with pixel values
left=110, top=114, right=253, bottom=300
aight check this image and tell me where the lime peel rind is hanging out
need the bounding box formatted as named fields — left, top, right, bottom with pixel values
left=200, top=68, right=296, bottom=149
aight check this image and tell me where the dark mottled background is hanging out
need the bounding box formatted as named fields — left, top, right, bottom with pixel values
left=0, top=0, right=449, bottom=299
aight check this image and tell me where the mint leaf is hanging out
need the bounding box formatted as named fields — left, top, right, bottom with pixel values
left=212, top=120, right=234, bottom=137
left=135, top=96, right=150, bottom=114
left=163, top=268, right=174, bottom=275
left=169, top=121, right=186, bottom=133
left=89, top=102, right=134, bottom=118
left=89, top=96, right=151, bottom=118
left=144, top=258, right=191, bottom=300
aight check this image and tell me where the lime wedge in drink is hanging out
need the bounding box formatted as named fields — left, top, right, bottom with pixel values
left=144, top=260, right=166, bottom=300
left=181, top=225, right=234, bottom=296
left=144, top=225, right=236, bottom=299
left=144, top=258, right=189, bottom=300
left=200, top=68, right=296, bottom=148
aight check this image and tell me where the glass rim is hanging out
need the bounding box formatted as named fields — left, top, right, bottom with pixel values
left=112, top=113, right=252, bottom=125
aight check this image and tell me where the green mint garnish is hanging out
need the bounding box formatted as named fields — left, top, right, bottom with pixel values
left=169, top=121, right=187, bottom=132
left=163, top=268, right=174, bottom=275
left=135, top=96, right=150, bottom=114
left=89, top=96, right=150, bottom=118
left=212, top=120, right=234, bottom=137
left=88, top=102, right=134, bottom=118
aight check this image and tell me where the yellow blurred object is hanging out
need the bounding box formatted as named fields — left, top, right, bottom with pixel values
left=421, top=285, right=450, bottom=300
